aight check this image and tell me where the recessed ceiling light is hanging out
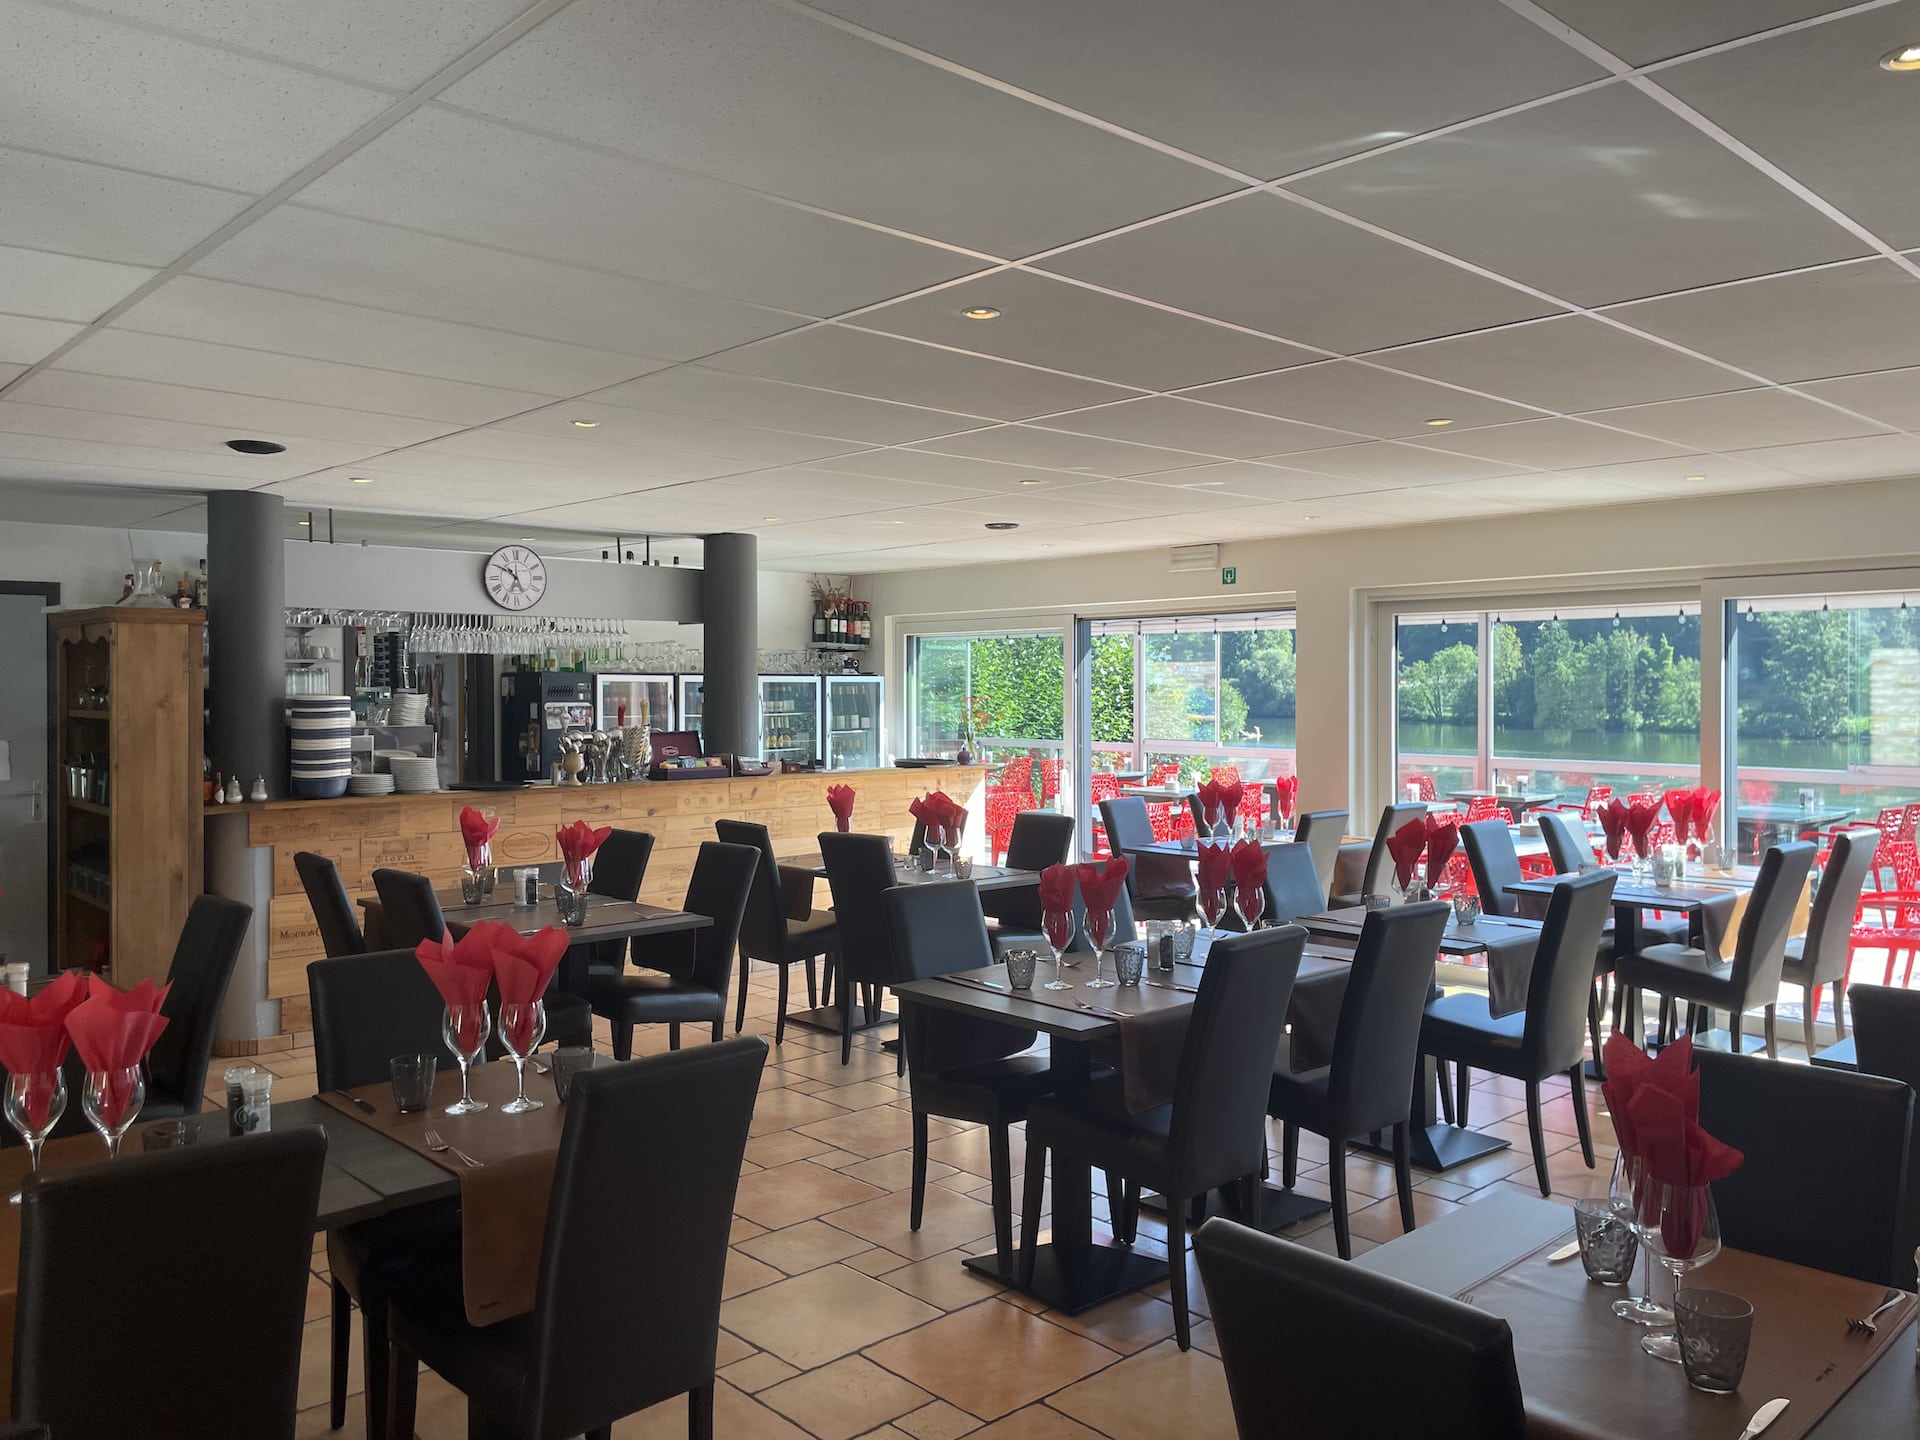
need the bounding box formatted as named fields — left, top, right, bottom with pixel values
left=1424, top=417, right=1454, bottom=427
left=1685, top=474, right=1707, bottom=482
left=960, top=306, right=1002, bottom=320
left=1184, top=480, right=1227, bottom=488
left=225, top=438, right=286, bottom=455
left=1301, top=515, right=1321, bottom=521
left=297, top=519, right=309, bottom=526
left=1880, top=42, right=1920, bottom=71
left=571, top=419, right=599, bottom=428
left=763, top=516, right=780, bottom=522
left=519, top=536, right=534, bottom=542
left=350, top=475, right=373, bottom=484
left=1019, top=479, right=1042, bottom=486
left=985, top=521, right=1019, bottom=530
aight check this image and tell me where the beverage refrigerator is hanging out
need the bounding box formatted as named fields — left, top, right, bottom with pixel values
left=823, top=675, right=884, bottom=770
left=676, top=674, right=703, bottom=744
left=759, top=675, right=821, bottom=765
left=595, top=673, right=675, bottom=733
left=500, top=672, right=596, bottom=782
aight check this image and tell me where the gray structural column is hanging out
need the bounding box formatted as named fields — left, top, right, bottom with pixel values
left=208, top=491, right=286, bottom=797
left=700, top=532, right=760, bottom=758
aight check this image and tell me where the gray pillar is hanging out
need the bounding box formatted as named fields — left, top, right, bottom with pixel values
left=208, top=491, right=286, bottom=798
left=701, top=532, right=759, bottom=758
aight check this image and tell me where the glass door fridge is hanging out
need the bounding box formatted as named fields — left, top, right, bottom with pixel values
left=677, top=674, right=703, bottom=744
left=824, top=675, right=884, bottom=770
left=596, top=674, right=674, bottom=733
left=760, top=675, right=821, bottom=765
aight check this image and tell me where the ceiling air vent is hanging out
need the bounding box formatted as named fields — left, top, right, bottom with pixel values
left=1168, top=544, right=1220, bottom=574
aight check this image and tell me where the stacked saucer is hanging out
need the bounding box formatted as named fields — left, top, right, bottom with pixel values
left=390, top=690, right=428, bottom=726
left=346, top=772, right=395, bottom=797
left=288, top=695, right=354, bottom=799
left=388, top=755, right=439, bottom=793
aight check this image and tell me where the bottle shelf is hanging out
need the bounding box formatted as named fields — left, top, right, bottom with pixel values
left=808, top=642, right=867, bottom=652
left=64, top=708, right=111, bottom=720
left=65, top=887, right=111, bottom=913
left=64, top=797, right=110, bottom=817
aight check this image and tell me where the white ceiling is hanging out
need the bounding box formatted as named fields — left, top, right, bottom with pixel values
left=2, top=0, right=1920, bottom=573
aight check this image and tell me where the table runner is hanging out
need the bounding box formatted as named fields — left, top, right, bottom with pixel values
left=1459, top=1237, right=1915, bottom=1440
left=321, top=1062, right=566, bottom=1325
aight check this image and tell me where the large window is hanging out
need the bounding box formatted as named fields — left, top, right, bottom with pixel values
left=906, top=631, right=1065, bottom=765
left=1395, top=603, right=1701, bottom=803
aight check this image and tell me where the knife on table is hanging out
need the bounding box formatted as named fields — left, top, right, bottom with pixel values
left=1738, top=1398, right=1788, bottom=1439
left=331, top=1089, right=377, bottom=1116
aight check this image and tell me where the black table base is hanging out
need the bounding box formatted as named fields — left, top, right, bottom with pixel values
left=964, top=1239, right=1165, bottom=1313
left=1139, top=1182, right=1330, bottom=1232
left=784, top=1003, right=896, bottom=1036
left=1354, top=1121, right=1512, bottom=1173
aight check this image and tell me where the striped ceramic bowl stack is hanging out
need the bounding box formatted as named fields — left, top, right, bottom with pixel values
left=288, top=695, right=354, bottom=799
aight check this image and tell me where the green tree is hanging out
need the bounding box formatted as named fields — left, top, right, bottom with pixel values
left=1223, top=629, right=1295, bottom=718
left=1090, top=633, right=1135, bottom=745
left=1747, top=611, right=1854, bottom=739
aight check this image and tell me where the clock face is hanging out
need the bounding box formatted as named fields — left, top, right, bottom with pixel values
left=484, top=545, right=547, bottom=611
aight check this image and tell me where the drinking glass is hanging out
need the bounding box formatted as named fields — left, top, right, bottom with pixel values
left=1042, top=908, right=1075, bottom=989
left=1673, top=1289, right=1753, bottom=1392
left=1083, top=906, right=1116, bottom=989
left=5, top=1070, right=66, bottom=1202
left=499, top=1001, right=547, bottom=1114
left=1610, top=1152, right=1669, bottom=1325
left=1639, top=1183, right=1723, bottom=1362
left=550, top=1045, right=594, bottom=1103
left=442, top=1002, right=491, bottom=1115
left=1573, top=1196, right=1638, bottom=1285
left=389, top=1054, right=437, bottom=1113
left=1198, top=886, right=1227, bottom=940
left=82, top=1065, right=144, bottom=1158
left=930, top=825, right=950, bottom=875
left=1234, top=876, right=1266, bottom=931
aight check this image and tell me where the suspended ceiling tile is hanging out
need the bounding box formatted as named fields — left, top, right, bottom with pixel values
left=0, top=399, right=384, bottom=471
left=1408, top=417, right=1691, bottom=469
left=1724, top=433, right=1920, bottom=482
left=1533, top=0, right=1859, bottom=65
left=1580, top=386, right=1889, bottom=450
left=0, top=315, right=84, bottom=366
left=1283, top=441, right=1535, bottom=485
left=587, top=368, right=985, bottom=446
left=0, top=147, right=251, bottom=268
left=1796, top=366, right=1920, bottom=434
left=905, top=425, right=1215, bottom=478
left=489, top=409, right=867, bottom=470
left=0, top=246, right=155, bottom=323
left=1136, top=461, right=1405, bottom=504
left=1032, top=396, right=1358, bottom=460
left=1187, top=358, right=1538, bottom=437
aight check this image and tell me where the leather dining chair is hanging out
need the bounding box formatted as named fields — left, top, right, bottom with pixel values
left=1331, top=803, right=1429, bottom=908
left=1021, top=926, right=1305, bottom=1350
left=578, top=827, right=656, bottom=978
left=1613, top=841, right=1815, bottom=1059
left=310, top=948, right=462, bottom=1440
left=143, top=893, right=252, bottom=1120
left=1098, top=796, right=1198, bottom=921
left=1536, top=809, right=1596, bottom=875
left=1268, top=901, right=1451, bottom=1258
left=388, top=1039, right=767, bottom=1440
left=1194, top=1217, right=1527, bottom=1440
left=1781, top=827, right=1877, bottom=1050
left=589, top=840, right=758, bottom=1058
left=1260, top=841, right=1327, bottom=925
left=886, top=879, right=1050, bottom=1278
left=981, top=810, right=1076, bottom=937
left=1293, top=809, right=1349, bottom=905
left=14, top=1127, right=327, bottom=1437
left=296, top=850, right=367, bottom=957
left=818, top=831, right=902, bottom=1064
left=717, top=818, right=837, bottom=1045
left=1422, top=869, right=1616, bottom=1196
left=1696, top=1048, right=1912, bottom=1288
left=371, top=867, right=447, bottom=949
left=1844, top=983, right=1920, bottom=1287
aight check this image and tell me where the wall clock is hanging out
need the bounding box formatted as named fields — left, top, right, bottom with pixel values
left=483, top=544, right=547, bottom=611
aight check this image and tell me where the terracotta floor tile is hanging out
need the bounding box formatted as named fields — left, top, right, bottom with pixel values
left=745, top=1130, right=838, bottom=1168
left=760, top=1354, right=933, bottom=1440
left=837, top=1150, right=961, bottom=1193
left=740, top=1218, right=877, bottom=1275
left=1047, top=1338, right=1236, bottom=1440
left=750, top=1087, right=853, bottom=1137
left=716, top=1329, right=757, bottom=1368
left=824, top=1079, right=919, bottom=1110
left=866, top=1300, right=1116, bottom=1420
left=610, top=1381, right=813, bottom=1439
left=725, top=1248, right=787, bottom=1299
left=296, top=1314, right=361, bottom=1413
left=734, top=1159, right=889, bottom=1230
left=723, top=1265, right=942, bottom=1369
left=896, top=1397, right=984, bottom=1440
left=924, top=1126, right=1025, bottom=1180
left=781, top=1048, right=905, bottom=1084
left=721, top=1352, right=802, bottom=1393
left=1345, top=1188, right=1462, bottom=1244
left=827, top=1183, right=1000, bottom=1259
left=733, top=1216, right=769, bottom=1244
left=1040, top=1291, right=1178, bottom=1357
left=959, top=1407, right=1107, bottom=1440
left=843, top=1246, right=913, bottom=1277
left=800, top=1105, right=955, bottom=1159
left=874, top=1251, right=1009, bottom=1311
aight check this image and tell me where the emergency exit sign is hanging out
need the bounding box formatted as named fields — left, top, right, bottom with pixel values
left=1221, top=566, right=1237, bottom=586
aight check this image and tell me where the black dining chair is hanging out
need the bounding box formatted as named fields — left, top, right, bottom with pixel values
left=14, top=1127, right=327, bottom=1437
left=296, top=849, right=367, bottom=957
left=388, top=1038, right=767, bottom=1440
left=1194, top=1216, right=1527, bottom=1440
left=1696, top=1048, right=1912, bottom=1288
left=717, top=818, right=837, bottom=1045
left=371, top=867, right=447, bottom=949
left=143, top=893, right=251, bottom=1120
left=886, top=879, right=1049, bottom=1278
left=1262, top=841, right=1329, bottom=924
left=309, top=947, right=463, bottom=1440
left=1020, top=926, right=1305, bottom=1350
left=1268, top=901, right=1451, bottom=1259
left=1613, top=841, right=1815, bottom=1059
left=818, top=831, right=902, bottom=1064
left=578, top=828, right=656, bottom=977
left=589, top=840, right=758, bottom=1058
left=1098, top=796, right=1198, bottom=921
left=1535, top=809, right=1595, bottom=875
left=1294, top=809, right=1349, bottom=905
left=1422, top=869, right=1616, bottom=1196
left=0, top=1424, right=48, bottom=1439
left=1845, top=983, right=1920, bottom=1288
left=980, top=809, right=1076, bottom=937
left=1331, top=802, right=1429, bottom=908
left=1782, top=827, right=1877, bottom=1050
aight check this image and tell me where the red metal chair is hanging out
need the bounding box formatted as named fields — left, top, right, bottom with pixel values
left=1038, top=759, right=1062, bottom=809
left=1850, top=841, right=1920, bottom=987
left=1406, top=773, right=1437, bottom=802
left=984, top=786, right=1023, bottom=864
left=1089, top=772, right=1122, bottom=858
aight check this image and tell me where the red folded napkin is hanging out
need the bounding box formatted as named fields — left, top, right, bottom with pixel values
left=1230, top=839, right=1268, bottom=913
left=65, top=977, right=170, bottom=1129
left=1424, top=818, right=1461, bottom=880
left=459, top=806, right=499, bottom=870
left=1273, top=775, right=1298, bottom=823
left=0, top=972, right=89, bottom=1131
left=1076, top=857, right=1130, bottom=919
left=489, top=922, right=570, bottom=1051
left=1662, top=789, right=1695, bottom=842
left=909, top=790, right=964, bottom=838
left=1599, top=798, right=1629, bottom=861
left=1197, top=842, right=1231, bottom=919
left=1626, top=798, right=1660, bottom=856
left=1690, top=788, right=1721, bottom=842
left=1386, top=819, right=1428, bottom=890
left=1599, top=1032, right=1699, bottom=1163
left=415, top=930, right=495, bottom=1049
left=1037, top=863, right=1076, bottom=916
left=556, top=819, right=612, bottom=889
left=826, top=784, right=856, bottom=833
left=1196, top=778, right=1227, bottom=829
left=1628, top=1081, right=1744, bottom=1254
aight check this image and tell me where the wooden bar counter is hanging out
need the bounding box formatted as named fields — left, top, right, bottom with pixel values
left=206, top=767, right=986, bottom=1023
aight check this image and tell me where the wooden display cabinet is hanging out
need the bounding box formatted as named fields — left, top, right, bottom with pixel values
left=51, top=607, right=204, bottom=986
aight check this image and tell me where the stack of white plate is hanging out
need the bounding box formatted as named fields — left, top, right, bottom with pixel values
left=390, top=691, right=428, bottom=726
left=388, top=756, right=439, bottom=793
left=346, top=773, right=395, bottom=797
left=288, top=695, right=354, bottom=799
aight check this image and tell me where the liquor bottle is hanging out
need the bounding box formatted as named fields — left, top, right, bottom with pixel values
left=195, top=559, right=208, bottom=609
left=175, top=569, right=194, bottom=608
left=860, top=602, right=872, bottom=644
left=813, top=605, right=826, bottom=643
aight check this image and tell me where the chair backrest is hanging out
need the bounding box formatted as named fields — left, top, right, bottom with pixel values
left=1003, top=810, right=1076, bottom=872
left=1536, top=810, right=1592, bottom=875
left=714, top=819, right=790, bottom=962
left=588, top=828, right=654, bottom=901
left=15, top=1127, right=326, bottom=1436
left=145, top=894, right=251, bottom=1107
left=371, top=867, right=446, bottom=948
left=1098, top=795, right=1156, bottom=854
left=1460, top=820, right=1525, bottom=918
left=295, top=850, right=365, bottom=957
left=1170, top=927, right=1304, bottom=1193
left=681, top=841, right=759, bottom=994
left=1802, top=828, right=1877, bottom=982
left=1194, top=1216, right=1526, bottom=1440
left=885, top=881, right=1034, bottom=1077
left=1264, top=843, right=1327, bottom=924
left=1294, top=810, right=1348, bottom=900
left=1840, top=982, right=1920, bottom=1288
left=819, top=831, right=901, bottom=984
left=1325, top=901, right=1451, bottom=1136
left=1361, top=803, right=1430, bottom=900
left=1519, top=870, right=1617, bottom=1076
left=308, top=948, right=451, bottom=1092
left=1696, top=1048, right=1912, bottom=1288
left=1728, top=841, right=1816, bottom=999
left=525, top=1039, right=766, bottom=1438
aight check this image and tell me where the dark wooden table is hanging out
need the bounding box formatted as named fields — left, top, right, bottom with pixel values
left=1447, top=790, right=1565, bottom=815
left=1738, top=803, right=1854, bottom=851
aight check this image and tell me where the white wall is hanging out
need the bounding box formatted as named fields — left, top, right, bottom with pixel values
left=0, top=520, right=204, bottom=609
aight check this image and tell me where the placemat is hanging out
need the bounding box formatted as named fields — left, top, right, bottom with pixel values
left=321, top=1062, right=565, bottom=1325
left=1459, top=1241, right=1916, bottom=1440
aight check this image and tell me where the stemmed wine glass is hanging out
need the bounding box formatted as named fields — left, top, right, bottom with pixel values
left=1083, top=905, right=1117, bottom=989
left=1609, top=1152, right=1670, bottom=1326
left=442, top=1002, right=491, bottom=1115
left=499, top=1001, right=547, bottom=1114
left=1234, top=875, right=1266, bottom=931
left=82, top=1066, right=143, bottom=1158
left=1042, top=908, right=1075, bottom=990
left=1198, top=884, right=1227, bottom=941
left=6, top=1069, right=67, bottom=1201
left=1638, top=1182, right=1723, bottom=1362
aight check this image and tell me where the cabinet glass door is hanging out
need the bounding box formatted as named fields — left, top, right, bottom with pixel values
left=760, top=676, right=820, bottom=763
left=825, top=676, right=883, bottom=770
left=596, top=674, right=673, bottom=732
